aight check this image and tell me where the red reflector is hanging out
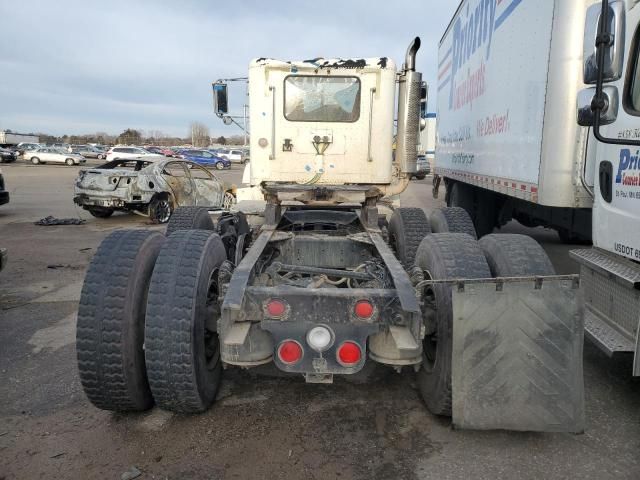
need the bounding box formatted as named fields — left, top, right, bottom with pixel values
left=278, top=340, right=303, bottom=364
left=338, top=342, right=362, bottom=365
left=266, top=299, right=287, bottom=317
left=354, top=300, right=374, bottom=319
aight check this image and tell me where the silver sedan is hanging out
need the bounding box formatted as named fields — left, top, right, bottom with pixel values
left=25, top=147, right=86, bottom=166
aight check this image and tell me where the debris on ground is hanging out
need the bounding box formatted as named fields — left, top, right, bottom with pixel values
left=121, top=466, right=142, bottom=480
left=35, top=216, right=85, bottom=226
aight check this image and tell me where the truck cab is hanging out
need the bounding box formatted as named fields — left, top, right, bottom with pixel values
left=572, top=0, right=640, bottom=374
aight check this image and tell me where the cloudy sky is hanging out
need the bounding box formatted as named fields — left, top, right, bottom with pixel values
left=0, top=0, right=458, bottom=139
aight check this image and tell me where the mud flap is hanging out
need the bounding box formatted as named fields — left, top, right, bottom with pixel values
left=451, top=276, right=585, bottom=433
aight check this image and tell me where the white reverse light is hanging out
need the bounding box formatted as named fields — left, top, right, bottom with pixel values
left=306, top=326, right=333, bottom=352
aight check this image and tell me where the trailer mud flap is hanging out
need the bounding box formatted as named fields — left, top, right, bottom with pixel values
left=450, top=277, right=584, bottom=433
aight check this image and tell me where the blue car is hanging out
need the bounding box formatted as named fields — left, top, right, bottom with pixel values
left=179, top=149, right=230, bottom=170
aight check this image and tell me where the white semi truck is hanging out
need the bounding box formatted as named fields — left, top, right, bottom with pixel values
left=436, top=0, right=640, bottom=374
left=75, top=38, right=585, bottom=432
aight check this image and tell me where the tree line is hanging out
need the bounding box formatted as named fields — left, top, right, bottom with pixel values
left=32, top=123, right=246, bottom=147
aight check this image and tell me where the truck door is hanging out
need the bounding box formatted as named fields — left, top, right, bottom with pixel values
left=592, top=5, right=640, bottom=263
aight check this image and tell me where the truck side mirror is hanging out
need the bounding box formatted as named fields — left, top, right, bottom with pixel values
left=583, top=0, right=625, bottom=84
left=213, top=83, right=229, bottom=115
left=577, top=86, right=619, bottom=126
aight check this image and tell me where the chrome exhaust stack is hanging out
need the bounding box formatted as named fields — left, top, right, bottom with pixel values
left=396, top=36, right=422, bottom=175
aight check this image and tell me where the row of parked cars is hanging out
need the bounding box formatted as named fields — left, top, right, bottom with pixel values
left=0, top=143, right=249, bottom=169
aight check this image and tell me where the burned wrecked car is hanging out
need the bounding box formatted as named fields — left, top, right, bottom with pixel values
left=73, top=157, right=232, bottom=223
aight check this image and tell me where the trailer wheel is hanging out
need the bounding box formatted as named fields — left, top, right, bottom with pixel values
left=429, top=207, right=477, bottom=239
left=478, top=234, right=555, bottom=276
left=165, top=206, right=214, bottom=236
left=414, top=233, right=491, bottom=416
left=388, top=208, right=431, bottom=268
left=76, top=229, right=165, bottom=411
left=145, top=230, right=226, bottom=413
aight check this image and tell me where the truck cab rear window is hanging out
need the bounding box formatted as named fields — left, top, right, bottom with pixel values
left=284, top=76, right=361, bottom=122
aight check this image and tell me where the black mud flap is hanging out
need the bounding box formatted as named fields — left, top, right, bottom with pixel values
left=451, top=276, right=585, bottom=433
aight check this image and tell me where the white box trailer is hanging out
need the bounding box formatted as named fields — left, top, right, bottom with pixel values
left=0, top=131, right=39, bottom=145
left=435, top=0, right=596, bottom=241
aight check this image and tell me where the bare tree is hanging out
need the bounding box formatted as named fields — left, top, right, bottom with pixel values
left=189, top=122, right=210, bottom=147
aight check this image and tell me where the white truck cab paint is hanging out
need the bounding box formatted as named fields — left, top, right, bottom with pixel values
left=571, top=0, right=640, bottom=375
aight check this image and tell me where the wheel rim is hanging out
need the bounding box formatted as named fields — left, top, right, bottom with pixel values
left=155, top=200, right=171, bottom=223
left=32, top=157, right=38, bottom=164
left=204, top=270, right=221, bottom=371
left=216, top=162, right=224, bottom=170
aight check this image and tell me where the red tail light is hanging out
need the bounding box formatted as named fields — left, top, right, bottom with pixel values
left=278, top=340, right=303, bottom=364
left=354, top=300, right=374, bottom=319
left=266, top=299, right=287, bottom=318
left=337, top=342, right=362, bottom=365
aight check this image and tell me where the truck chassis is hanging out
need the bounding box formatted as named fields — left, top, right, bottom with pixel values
left=76, top=198, right=585, bottom=432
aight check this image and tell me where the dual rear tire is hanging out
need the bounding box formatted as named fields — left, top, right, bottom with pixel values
left=77, top=228, right=226, bottom=413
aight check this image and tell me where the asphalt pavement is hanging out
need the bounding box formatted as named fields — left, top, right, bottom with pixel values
left=0, top=160, right=638, bottom=479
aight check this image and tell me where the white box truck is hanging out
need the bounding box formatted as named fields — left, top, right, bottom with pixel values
left=434, top=0, right=596, bottom=241
left=436, top=0, right=640, bottom=375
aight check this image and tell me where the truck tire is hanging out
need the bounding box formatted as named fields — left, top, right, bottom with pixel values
left=414, top=233, right=491, bottom=416
left=447, top=182, right=496, bottom=238
left=145, top=230, right=227, bottom=413
left=429, top=207, right=477, bottom=239
left=447, top=181, right=474, bottom=213
left=478, top=234, right=555, bottom=276
left=165, top=206, right=214, bottom=236
left=388, top=208, right=431, bottom=268
left=76, top=229, right=165, bottom=411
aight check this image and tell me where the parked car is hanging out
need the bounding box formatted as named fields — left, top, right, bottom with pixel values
left=25, top=147, right=86, bottom=166
left=217, top=148, right=247, bottom=164
left=0, top=147, right=18, bottom=163
left=411, top=154, right=431, bottom=180
left=179, top=149, right=230, bottom=170
left=73, top=157, right=232, bottom=223
left=72, top=145, right=107, bottom=159
left=0, top=167, right=8, bottom=205
left=105, top=146, right=163, bottom=162
left=145, top=146, right=164, bottom=155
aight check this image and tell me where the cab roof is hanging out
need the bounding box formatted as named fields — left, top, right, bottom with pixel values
left=250, top=57, right=396, bottom=71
